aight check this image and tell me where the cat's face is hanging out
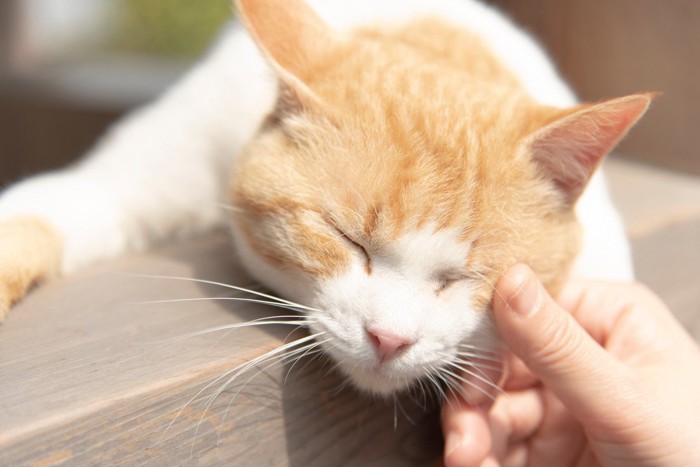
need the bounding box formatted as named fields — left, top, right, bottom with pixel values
left=229, top=0, right=650, bottom=395
left=230, top=110, right=578, bottom=394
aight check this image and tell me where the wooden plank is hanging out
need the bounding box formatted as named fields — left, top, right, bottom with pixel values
left=3, top=157, right=700, bottom=464
left=604, top=156, right=700, bottom=238
left=605, top=156, right=700, bottom=339
left=0, top=232, right=442, bottom=465
left=632, top=218, right=700, bottom=340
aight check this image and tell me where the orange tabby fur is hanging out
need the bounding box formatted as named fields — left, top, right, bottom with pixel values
left=231, top=3, right=648, bottom=314
left=242, top=12, right=578, bottom=301
left=0, top=216, right=63, bottom=319
left=0, top=0, right=648, bottom=327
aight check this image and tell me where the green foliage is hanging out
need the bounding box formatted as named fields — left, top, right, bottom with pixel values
left=113, top=0, right=233, bottom=58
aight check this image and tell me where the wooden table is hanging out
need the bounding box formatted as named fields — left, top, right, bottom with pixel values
left=0, top=233, right=442, bottom=465
left=1, top=156, right=699, bottom=466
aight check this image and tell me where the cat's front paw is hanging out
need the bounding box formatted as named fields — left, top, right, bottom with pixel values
left=0, top=287, right=10, bottom=322
left=0, top=216, right=63, bottom=322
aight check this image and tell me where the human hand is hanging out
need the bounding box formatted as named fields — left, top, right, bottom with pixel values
left=442, top=264, right=700, bottom=467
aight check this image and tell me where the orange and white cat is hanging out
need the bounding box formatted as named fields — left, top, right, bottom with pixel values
left=0, top=0, right=648, bottom=395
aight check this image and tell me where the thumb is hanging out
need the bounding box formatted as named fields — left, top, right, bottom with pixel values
left=492, top=264, right=629, bottom=422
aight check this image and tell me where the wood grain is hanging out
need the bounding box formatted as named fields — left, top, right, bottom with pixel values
left=0, top=232, right=442, bottom=465
left=605, top=157, right=700, bottom=338
left=2, top=157, right=699, bottom=465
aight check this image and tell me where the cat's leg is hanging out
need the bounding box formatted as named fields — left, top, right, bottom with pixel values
left=0, top=25, right=275, bottom=318
left=0, top=216, right=62, bottom=319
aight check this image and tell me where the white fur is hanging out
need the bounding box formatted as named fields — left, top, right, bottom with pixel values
left=310, top=227, right=493, bottom=394
left=0, top=0, right=631, bottom=278
left=0, top=24, right=275, bottom=272
left=228, top=220, right=311, bottom=305
left=572, top=171, right=633, bottom=280
left=0, top=0, right=632, bottom=393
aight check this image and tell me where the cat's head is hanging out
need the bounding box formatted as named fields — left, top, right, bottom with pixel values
left=229, top=0, right=650, bottom=395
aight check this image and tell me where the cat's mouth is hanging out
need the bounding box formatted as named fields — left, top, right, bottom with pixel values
left=333, top=345, right=504, bottom=400
left=308, top=314, right=501, bottom=397
left=313, top=334, right=426, bottom=395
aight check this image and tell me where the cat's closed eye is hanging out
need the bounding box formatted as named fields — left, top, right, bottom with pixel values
left=224, top=0, right=646, bottom=398
left=433, top=271, right=469, bottom=294
left=330, top=224, right=372, bottom=271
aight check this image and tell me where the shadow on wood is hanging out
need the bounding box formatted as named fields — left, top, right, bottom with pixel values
left=0, top=231, right=442, bottom=465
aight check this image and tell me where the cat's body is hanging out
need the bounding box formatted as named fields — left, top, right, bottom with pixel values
left=0, top=0, right=646, bottom=395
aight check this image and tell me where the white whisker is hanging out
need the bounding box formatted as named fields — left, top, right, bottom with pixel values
left=471, top=270, right=502, bottom=300
left=440, top=367, right=495, bottom=403
left=455, top=350, right=502, bottom=363
left=432, top=369, right=460, bottom=408
left=190, top=333, right=327, bottom=454
left=441, top=363, right=502, bottom=398
left=131, top=296, right=313, bottom=313
left=442, top=352, right=502, bottom=376
left=451, top=356, right=501, bottom=373
left=117, top=272, right=318, bottom=311
left=156, top=318, right=316, bottom=344
left=457, top=343, right=500, bottom=355
left=214, top=339, right=332, bottom=448
left=456, top=354, right=502, bottom=367
left=422, top=370, right=441, bottom=402
left=283, top=341, right=330, bottom=384
left=162, top=332, right=324, bottom=446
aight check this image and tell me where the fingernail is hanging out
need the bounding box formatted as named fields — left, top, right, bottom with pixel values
left=507, top=266, right=541, bottom=316
left=445, top=431, right=464, bottom=457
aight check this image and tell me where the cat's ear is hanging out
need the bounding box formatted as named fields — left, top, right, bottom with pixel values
left=236, top=0, right=338, bottom=112
left=525, top=93, right=652, bottom=206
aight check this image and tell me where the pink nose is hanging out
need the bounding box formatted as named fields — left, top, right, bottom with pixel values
left=366, top=328, right=414, bottom=363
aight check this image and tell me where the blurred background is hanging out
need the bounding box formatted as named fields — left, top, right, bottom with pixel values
left=0, top=0, right=231, bottom=185
left=0, top=0, right=698, bottom=186
left=0, top=3, right=699, bottom=460
left=492, top=0, right=700, bottom=174
left=0, top=1, right=699, bottom=317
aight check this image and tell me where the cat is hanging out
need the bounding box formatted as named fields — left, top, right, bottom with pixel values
left=0, top=0, right=649, bottom=396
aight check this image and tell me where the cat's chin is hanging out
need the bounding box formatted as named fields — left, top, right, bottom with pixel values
left=342, top=364, right=418, bottom=397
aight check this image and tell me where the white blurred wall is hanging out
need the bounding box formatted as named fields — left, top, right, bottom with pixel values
left=11, top=0, right=118, bottom=70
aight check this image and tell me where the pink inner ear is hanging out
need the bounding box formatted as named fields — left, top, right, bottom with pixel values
left=528, top=94, right=652, bottom=205
left=236, top=0, right=336, bottom=115
left=236, top=0, right=336, bottom=79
